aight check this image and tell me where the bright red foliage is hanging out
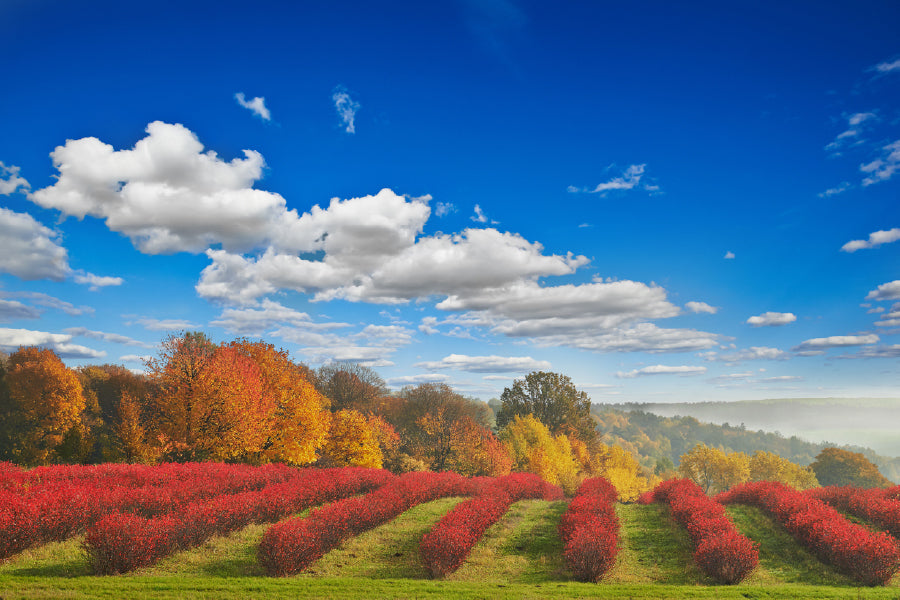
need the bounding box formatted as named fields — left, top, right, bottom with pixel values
left=557, top=477, right=619, bottom=582
left=718, top=481, right=900, bottom=586
left=809, top=485, right=900, bottom=539
left=420, top=472, right=563, bottom=577
left=651, top=479, right=758, bottom=584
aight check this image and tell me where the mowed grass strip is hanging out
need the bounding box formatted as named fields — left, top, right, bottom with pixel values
left=605, top=502, right=702, bottom=585
left=448, top=499, right=568, bottom=583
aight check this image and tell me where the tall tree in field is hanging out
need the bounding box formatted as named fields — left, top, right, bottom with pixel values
left=496, top=371, right=596, bottom=443
left=4, top=347, right=87, bottom=465
left=810, top=447, right=891, bottom=488
left=678, top=443, right=750, bottom=494
left=314, top=362, right=389, bottom=414
left=229, top=340, right=330, bottom=465
left=79, top=364, right=155, bottom=462
left=148, top=333, right=272, bottom=461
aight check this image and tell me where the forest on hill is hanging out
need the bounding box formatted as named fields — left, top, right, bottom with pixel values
left=591, top=404, right=900, bottom=484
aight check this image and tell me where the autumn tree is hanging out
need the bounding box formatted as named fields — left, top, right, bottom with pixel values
left=392, top=383, right=495, bottom=472
left=501, top=414, right=580, bottom=495
left=315, top=362, right=389, bottom=414
left=4, top=347, right=88, bottom=465
left=749, top=450, right=819, bottom=490
left=148, top=333, right=273, bottom=461
left=229, top=340, right=330, bottom=465
left=318, top=409, right=382, bottom=468
left=496, top=371, right=596, bottom=442
left=810, top=447, right=892, bottom=488
left=678, top=444, right=750, bottom=494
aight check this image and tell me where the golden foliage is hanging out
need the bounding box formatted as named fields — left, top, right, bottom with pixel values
left=320, top=409, right=382, bottom=468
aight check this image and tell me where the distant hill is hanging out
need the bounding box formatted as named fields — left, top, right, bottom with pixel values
left=590, top=403, right=900, bottom=484
left=606, top=398, right=900, bottom=457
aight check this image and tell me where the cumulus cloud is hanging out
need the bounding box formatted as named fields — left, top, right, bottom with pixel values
left=746, top=312, right=797, bottom=327
left=31, top=121, right=283, bottom=255
left=0, top=207, right=70, bottom=280
left=332, top=86, right=359, bottom=134
left=435, top=202, right=455, bottom=217
left=568, top=164, right=656, bottom=196
left=842, top=228, right=900, bottom=252
left=861, top=140, right=900, bottom=186
left=0, top=327, right=105, bottom=358
left=792, top=334, right=879, bottom=352
left=72, top=271, right=124, bottom=291
left=0, top=162, right=30, bottom=195
left=616, top=364, right=707, bottom=378
left=64, top=327, right=151, bottom=347
left=414, top=353, right=551, bottom=373
left=419, top=316, right=439, bottom=335
left=866, top=280, right=900, bottom=301
left=234, top=92, right=271, bottom=121
left=686, top=301, right=718, bottom=314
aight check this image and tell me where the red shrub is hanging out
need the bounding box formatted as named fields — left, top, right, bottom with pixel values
left=718, top=481, right=900, bottom=586
left=650, top=479, right=757, bottom=584
left=557, top=477, right=620, bottom=582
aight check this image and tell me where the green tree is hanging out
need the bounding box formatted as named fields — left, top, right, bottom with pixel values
left=496, top=371, right=596, bottom=442
left=810, top=447, right=891, bottom=488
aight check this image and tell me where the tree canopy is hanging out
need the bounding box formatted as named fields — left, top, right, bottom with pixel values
left=496, top=371, right=596, bottom=442
left=811, top=447, right=892, bottom=488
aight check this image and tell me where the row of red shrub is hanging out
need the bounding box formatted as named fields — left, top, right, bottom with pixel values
left=808, top=486, right=900, bottom=539
left=258, top=470, right=478, bottom=576
left=420, top=472, right=563, bottom=577
left=717, top=481, right=900, bottom=586
left=556, top=477, right=620, bottom=582
left=647, top=479, right=758, bottom=584
left=83, top=467, right=393, bottom=574
left=0, top=462, right=301, bottom=559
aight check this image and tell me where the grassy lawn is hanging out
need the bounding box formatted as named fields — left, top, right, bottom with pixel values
left=2, top=498, right=899, bottom=599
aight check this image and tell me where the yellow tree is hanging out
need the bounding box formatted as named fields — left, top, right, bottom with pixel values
left=319, top=409, right=382, bottom=468
left=678, top=444, right=749, bottom=494
left=749, top=450, right=818, bottom=490
left=599, top=443, right=656, bottom=501
left=501, top=414, right=580, bottom=494
left=230, top=340, right=330, bottom=465
left=5, top=347, right=87, bottom=465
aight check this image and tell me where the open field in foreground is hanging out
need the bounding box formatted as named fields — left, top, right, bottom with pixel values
left=2, top=499, right=899, bottom=600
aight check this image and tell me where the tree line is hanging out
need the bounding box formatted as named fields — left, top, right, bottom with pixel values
left=0, top=333, right=655, bottom=497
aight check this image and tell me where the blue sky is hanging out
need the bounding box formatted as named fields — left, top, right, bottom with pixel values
left=1, top=0, right=898, bottom=403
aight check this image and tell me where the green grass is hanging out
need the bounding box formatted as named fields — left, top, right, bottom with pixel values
left=2, top=498, right=900, bottom=599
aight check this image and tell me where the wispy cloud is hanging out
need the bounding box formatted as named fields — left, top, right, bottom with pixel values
left=871, top=57, right=900, bottom=75
left=825, top=112, right=877, bottom=155
left=471, top=204, right=498, bottom=224
left=724, top=251, right=735, bottom=259
left=332, top=86, right=360, bottom=134
left=861, top=140, right=900, bottom=186
left=234, top=92, right=271, bottom=121
left=568, top=164, right=656, bottom=196
left=414, top=353, right=551, bottom=373
left=0, top=162, right=30, bottom=195
left=686, top=301, right=718, bottom=314
left=818, top=181, right=852, bottom=198
left=746, top=312, right=796, bottom=327
left=841, top=228, right=900, bottom=252
left=72, top=271, right=124, bottom=291
left=792, top=334, right=879, bottom=353
left=616, top=364, right=707, bottom=378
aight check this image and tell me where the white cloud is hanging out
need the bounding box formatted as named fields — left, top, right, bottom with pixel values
left=0, top=162, right=30, bottom=195
left=31, top=121, right=284, bottom=255
left=746, top=312, right=797, bottom=327
left=841, top=228, right=900, bottom=252
left=130, top=317, right=199, bottom=331
left=873, top=58, right=900, bottom=74
left=568, top=164, right=656, bottom=196
left=818, top=182, right=852, bottom=198
left=0, top=299, right=41, bottom=321
left=724, top=251, right=735, bottom=259
left=0, top=207, right=70, bottom=280
left=386, top=373, right=452, bottom=386
left=825, top=112, right=877, bottom=154
left=841, top=345, right=900, bottom=359
left=210, top=299, right=349, bottom=337
left=0, top=327, right=105, bottom=358
left=64, top=327, right=151, bottom=347
left=616, top=364, right=707, bottom=378
left=874, top=303, right=900, bottom=327
left=861, top=140, right=900, bottom=186
left=119, top=354, right=151, bottom=363
left=758, top=375, right=803, bottom=383
left=418, top=316, right=439, bottom=335
left=711, top=346, right=789, bottom=362
left=332, top=86, right=359, bottom=134
left=414, top=353, right=551, bottom=373
left=435, top=202, right=455, bottom=217
left=866, top=280, right=900, bottom=301
left=792, top=334, right=879, bottom=352
left=4, top=292, right=92, bottom=316
left=707, top=372, right=754, bottom=384
left=686, top=301, right=718, bottom=314
left=234, top=92, right=271, bottom=121
left=471, top=204, right=495, bottom=223
left=72, top=271, right=124, bottom=291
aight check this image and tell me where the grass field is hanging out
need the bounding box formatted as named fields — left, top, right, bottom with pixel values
left=1, top=499, right=899, bottom=599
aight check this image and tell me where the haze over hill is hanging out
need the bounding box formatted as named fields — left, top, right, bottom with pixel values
left=607, top=398, right=900, bottom=458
